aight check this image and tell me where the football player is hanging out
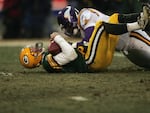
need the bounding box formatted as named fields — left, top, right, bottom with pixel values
left=19, top=32, right=88, bottom=73
left=19, top=19, right=146, bottom=73
left=116, top=4, right=150, bottom=68
left=57, top=5, right=150, bottom=70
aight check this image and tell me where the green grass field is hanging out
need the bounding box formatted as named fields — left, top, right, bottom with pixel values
left=0, top=46, right=150, bottom=113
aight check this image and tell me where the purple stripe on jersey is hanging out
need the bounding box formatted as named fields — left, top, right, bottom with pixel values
left=77, top=26, right=94, bottom=46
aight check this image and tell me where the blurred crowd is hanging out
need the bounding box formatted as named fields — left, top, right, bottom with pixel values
left=1, top=0, right=51, bottom=39
left=68, top=0, right=143, bottom=14
left=0, top=0, right=143, bottom=39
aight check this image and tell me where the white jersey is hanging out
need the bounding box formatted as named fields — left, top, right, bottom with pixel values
left=53, top=35, right=77, bottom=65
left=116, top=30, right=150, bottom=68
left=78, top=8, right=110, bottom=30
left=85, top=9, right=150, bottom=69
left=76, top=8, right=150, bottom=69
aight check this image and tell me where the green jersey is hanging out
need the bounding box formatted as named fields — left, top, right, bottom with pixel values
left=41, top=49, right=88, bottom=73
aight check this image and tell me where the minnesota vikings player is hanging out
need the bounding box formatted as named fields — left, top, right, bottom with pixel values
left=57, top=5, right=150, bottom=70
left=19, top=6, right=150, bottom=72
left=116, top=4, right=150, bottom=68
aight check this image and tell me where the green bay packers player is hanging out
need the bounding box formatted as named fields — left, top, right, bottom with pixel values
left=57, top=5, right=150, bottom=71
left=19, top=32, right=88, bottom=73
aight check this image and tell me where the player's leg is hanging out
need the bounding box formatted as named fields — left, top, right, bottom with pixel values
left=85, top=13, right=120, bottom=71
left=118, top=13, right=140, bottom=23
left=124, top=30, right=150, bottom=68
left=85, top=21, right=111, bottom=71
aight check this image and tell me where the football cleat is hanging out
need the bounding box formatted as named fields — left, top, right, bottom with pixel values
left=139, top=4, right=150, bottom=29
left=138, top=6, right=149, bottom=30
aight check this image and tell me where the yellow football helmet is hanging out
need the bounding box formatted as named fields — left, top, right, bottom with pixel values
left=19, top=42, right=45, bottom=68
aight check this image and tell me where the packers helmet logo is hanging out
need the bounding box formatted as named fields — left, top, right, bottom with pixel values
left=23, top=55, right=29, bottom=64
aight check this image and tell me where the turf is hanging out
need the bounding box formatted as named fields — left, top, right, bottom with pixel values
left=0, top=47, right=150, bottom=113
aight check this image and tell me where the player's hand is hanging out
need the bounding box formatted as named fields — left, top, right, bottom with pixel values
left=50, top=32, right=59, bottom=41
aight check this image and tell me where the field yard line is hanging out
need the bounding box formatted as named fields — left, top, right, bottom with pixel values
left=0, top=39, right=49, bottom=47
left=115, top=52, right=124, bottom=57
left=0, top=39, right=124, bottom=57
left=0, top=36, right=80, bottom=47
left=69, top=96, right=88, bottom=101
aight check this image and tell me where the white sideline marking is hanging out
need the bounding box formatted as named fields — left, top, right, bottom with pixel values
left=114, top=52, right=124, bottom=57
left=0, top=72, right=13, bottom=76
left=0, top=39, right=49, bottom=47
left=69, top=96, right=88, bottom=101
left=0, top=39, right=125, bottom=58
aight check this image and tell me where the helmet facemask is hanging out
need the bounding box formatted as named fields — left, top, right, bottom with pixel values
left=57, top=6, right=81, bottom=37
left=61, top=21, right=79, bottom=36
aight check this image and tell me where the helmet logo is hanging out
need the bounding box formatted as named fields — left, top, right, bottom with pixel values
left=23, top=55, right=29, bottom=64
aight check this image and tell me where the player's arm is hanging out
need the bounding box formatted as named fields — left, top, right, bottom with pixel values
left=103, top=10, right=149, bottom=35
left=103, top=22, right=142, bottom=35
left=103, top=5, right=150, bottom=34
left=118, top=13, right=140, bottom=23
left=72, top=9, right=96, bottom=48
left=50, top=32, right=78, bottom=65
left=72, top=26, right=94, bottom=48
